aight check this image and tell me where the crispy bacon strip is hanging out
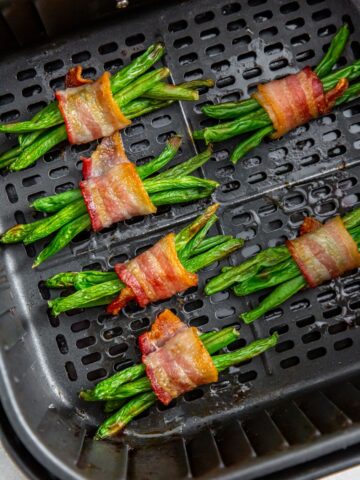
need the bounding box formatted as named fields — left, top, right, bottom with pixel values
left=253, top=67, right=348, bottom=139
left=56, top=72, right=130, bottom=144
left=299, top=217, right=322, bottom=236
left=82, top=133, right=129, bottom=179
left=108, top=234, right=198, bottom=314
left=65, top=66, right=92, bottom=88
left=140, top=310, right=218, bottom=405
left=287, top=216, right=360, bottom=288
left=80, top=162, right=156, bottom=231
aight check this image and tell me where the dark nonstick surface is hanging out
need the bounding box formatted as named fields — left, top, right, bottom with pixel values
left=0, top=0, right=359, bottom=479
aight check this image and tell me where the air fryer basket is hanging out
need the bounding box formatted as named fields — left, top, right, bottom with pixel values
left=0, top=0, right=359, bottom=479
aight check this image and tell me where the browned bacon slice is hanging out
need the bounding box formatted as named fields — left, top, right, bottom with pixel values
left=253, top=67, right=348, bottom=139
left=140, top=310, right=218, bottom=405
left=286, top=216, right=360, bottom=288
left=56, top=72, right=130, bottom=144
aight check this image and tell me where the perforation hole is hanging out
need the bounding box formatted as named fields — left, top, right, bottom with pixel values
left=99, top=42, right=117, bottom=55
left=195, top=11, right=215, bottom=24
left=296, top=315, right=315, bottom=328
left=0, top=93, right=14, bottom=106
left=222, top=180, right=240, bottom=193
left=179, top=52, right=198, bottom=66
left=87, top=369, right=106, bottom=381
left=17, top=68, right=36, bottom=81
left=334, top=338, right=353, bottom=351
left=169, top=19, right=188, bottom=32
left=184, top=69, right=204, bottom=81
left=280, top=356, right=300, bottom=369
left=323, top=306, right=342, bottom=319
left=71, top=320, right=90, bottom=332
left=103, top=59, right=123, bottom=72
left=307, top=347, right=326, bottom=359
left=254, top=10, right=272, bottom=22
left=184, top=299, right=203, bottom=313
left=130, top=317, right=150, bottom=331
left=1, top=110, right=19, bottom=122
left=285, top=17, right=304, bottom=30
left=296, top=49, right=315, bottom=62
left=276, top=340, right=294, bottom=353
left=206, top=44, right=225, bottom=57
left=108, top=343, right=128, bottom=357
left=329, top=322, right=347, bottom=335
left=269, top=58, right=289, bottom=71
left=71, top=50, right=91, bottom=63
left=201, top=27, right=220, bottom=40
left=184, top=389, right=204, bottom=401
left=270, top=324, right=289, bottom=335
left=318, top=24, right=336, bottom=37
left=65, top=362, right=77, bottom=381
left=44, top=59, right=64, bottom=72
left=5, top=184, right=18, bottom=203
left=103, top=326, right=123, bottom=340
left=76, top=336, right=96, bottom=349
left=227, top=18, right=246, bottom=31
left=280, top=1, right=299, bottom=14
left=56, top=335, right=69, bottom=355
left=185, top=315, right=208, bottom=328
left=126, top=33, right=145, bottom=46
left=82, top=352, right=101, bottom=365
left=239, top=371, right=257, bottom=383
left=28, top=101, right=46, bottom=114
left=312, top=8, right=331, bottom=21
left=302, top=331, right=321, bottom=344
left=22, top=175, right=40, bottom=187
left=50, top=77, right=65, bottom=90
left=174, top=36, right=193, bottom=49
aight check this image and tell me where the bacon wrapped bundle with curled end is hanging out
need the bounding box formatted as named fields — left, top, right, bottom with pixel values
left=253, top=67, right=348, bottom=139
left=81, top=133, right=129, bottom=179
left=286, top=216, right=360, bottom=288
left=80, top=133, right=156, bottom=231
left=108, top=234, right=198, bottom=314
left=56, top=71, right=130, bottom=144
left=65, top=66, right=93, bottom=88
left=140, top=309, right=218, bottom=405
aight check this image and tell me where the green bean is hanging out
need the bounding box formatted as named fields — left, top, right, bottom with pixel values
left=315, top=24, right=350, bottom=78
left=10, top=125, right=67, bottom=172
left=144, top=176, right=218, bottom=194
left=113, top=67, right=170, bottom=107
left=205, top=246, right=290, bottom=296
left=121, top=98, right=172, bottom=119
left=233, top=258, right=301, bottom=296
left=193, top=110, right=271, bottom=144
left=231, top=126, right=274, bottom=164
left=175, top=203, right=219, bottom=252
left=23, top=198, right=87, bottom=245
left=150, top=187, right=214, bottom=206
left=18, top=130, right=45, bottom=148
left=95, top=333, right=277, bottom=439
left=110, top=43, right=165, bottom=95
left=179, top=79, right=215, bottom=90
left=0, top=145, right=22, bottom=167
left=179, top=215, right=218, bottom=262
left=183, top=238, right=244, bottom=273
left=0, top=217, right=49, bottom=244
left=335, top=81, right=360, bottom=106
left=192, top=235, right=232, bottom=255
left=31, top=189, right=83, bottom=213
left=46, top=270, right=118, bottom=289
left=322, top=60, right=360, bottom=91
left=33, top=214, right=91, bottom=268
left=143, top=82, right=199, bottom=101
left=136, top=135, right=182, bottom=179
left=241, top=276, right=306, bottom=324
left=156, top=145, right=213, bottom=180
left=343, top=207, right=360, bottom=229
left=202, top=99, right=261, bottom=120
left=103, top=399, right=127, bottom=413
left=48, top=279, right=124, bottom=317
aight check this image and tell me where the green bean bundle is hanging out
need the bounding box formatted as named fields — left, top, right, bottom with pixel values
left=0, top=43, right=214, bottom=172
left=195, top=25, right=360, bottom=164
left=78, top=318, right=277, bottom=439
left=0, top=137, right=219, bottom=267
left=46, top=204, right=244, bottom=316
left=205, top=208, right=360, bottom=323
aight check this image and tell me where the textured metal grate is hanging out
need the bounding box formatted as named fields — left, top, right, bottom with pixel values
left=0, top=0, right=359, bottom=479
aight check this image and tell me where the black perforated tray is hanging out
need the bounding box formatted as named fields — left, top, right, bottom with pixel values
left=0, top=0, right=360, bottom=479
